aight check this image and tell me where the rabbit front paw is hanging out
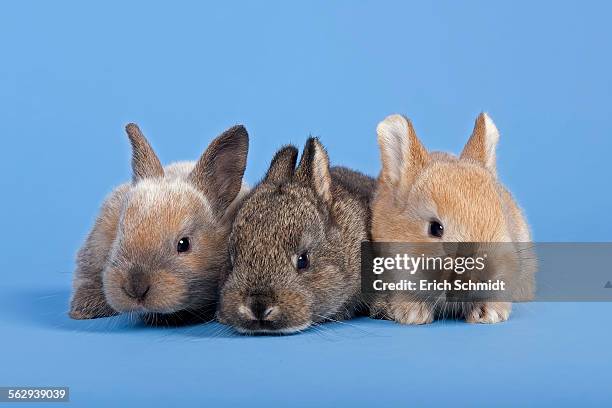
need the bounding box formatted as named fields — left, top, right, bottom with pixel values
left=466, top=302, right=511, bottom=324
left=391, top=301, right=434, bottom=325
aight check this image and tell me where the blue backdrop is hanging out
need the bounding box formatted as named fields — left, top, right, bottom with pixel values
left=1, top=1, right=611, bottom=406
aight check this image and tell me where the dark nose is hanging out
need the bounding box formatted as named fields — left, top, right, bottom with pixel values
left=123, top=268, right=150, bottom=301
left=249, top=294, right=277, bottom=321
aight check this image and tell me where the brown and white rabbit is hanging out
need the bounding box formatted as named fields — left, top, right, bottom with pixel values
left=217, top=138, right=376, bottom=334
left=370, top=113, right=536, bottom=324
left=69, top=123, right=249, bottom=325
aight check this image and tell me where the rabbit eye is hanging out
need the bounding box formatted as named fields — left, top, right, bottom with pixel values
left=177, top=237, right=191, bottom=253
left=296, top=251, right=310, bottom=270
left=429, top=221, right=444, bottom=238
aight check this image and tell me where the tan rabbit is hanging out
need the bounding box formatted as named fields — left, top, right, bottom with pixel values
left=370, top=113, right=535, bottom=324
left=69, top=123, right=249, bottom=325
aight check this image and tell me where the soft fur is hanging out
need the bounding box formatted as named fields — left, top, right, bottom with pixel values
left=217, top=138, right=375, bottom=334
left=69, top=123, right=249, bottom=325
left=371, top=113, right=536, bottom=324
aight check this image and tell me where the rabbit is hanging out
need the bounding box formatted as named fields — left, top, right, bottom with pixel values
left=69, top=123, right=249, bottom=325
left=370, top=113, right=536, bottom=324
left=217, top=137, right=376, bottom=334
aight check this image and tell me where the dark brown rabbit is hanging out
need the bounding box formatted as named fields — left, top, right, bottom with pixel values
left=69, top=123, right=249, bottom=325
left=217, top=137, right=375, bottom=334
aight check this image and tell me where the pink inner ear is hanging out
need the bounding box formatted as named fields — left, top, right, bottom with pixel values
left=312, top=144, right=332, bottom=203
left=377, top=114, right=429, bottom=190
left=461, top=113, right=498, bottom=173
left=294, top=137, right=332, bottom=203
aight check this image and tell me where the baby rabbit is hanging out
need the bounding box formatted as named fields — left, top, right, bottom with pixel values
left=217, top=138, right=375, bottom=334
left=69, top=123, right=249, bottom=325
left=371, top=113, right=535, bottom=324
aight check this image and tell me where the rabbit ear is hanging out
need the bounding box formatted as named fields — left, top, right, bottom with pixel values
left=189, top=125, right=249, bottom=215
left=376, top=114, right=428, bottom=191
left=263, top=145, right=298, bottom=184
left=461, top=113, right=499, bottom=174
left=295, top=137, right=332, bottom=203
left=125, top=123, right=164, bottom=182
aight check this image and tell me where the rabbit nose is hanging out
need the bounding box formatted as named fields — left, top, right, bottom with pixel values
left=248, top=295, right=279, bottom=321
left=123, top=268, right=151, bottom=301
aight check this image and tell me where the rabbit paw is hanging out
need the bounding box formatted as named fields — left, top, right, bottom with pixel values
left=69, top=285, right=118, bottom=319
left=391, top=301, right=434, bottom=325
left=466, top=302, right=511, bottom=324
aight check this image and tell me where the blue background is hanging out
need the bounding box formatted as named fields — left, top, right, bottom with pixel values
left=1, top=1, right=611, bottom=406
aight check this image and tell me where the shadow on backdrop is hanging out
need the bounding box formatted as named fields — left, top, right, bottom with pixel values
left=1, top=286, right=473, bottom=340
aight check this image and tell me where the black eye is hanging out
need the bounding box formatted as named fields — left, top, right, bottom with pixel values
left=296, top=251, right=310, bottom=270
left=429, top=221, right=444, bottom=238
left=177, top=237, right=190, bottom=253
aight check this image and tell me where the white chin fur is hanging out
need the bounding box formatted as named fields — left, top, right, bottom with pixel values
left=112, top=303, right=177, bottom=315
left=234, top=322, right=312, bottom=335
